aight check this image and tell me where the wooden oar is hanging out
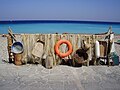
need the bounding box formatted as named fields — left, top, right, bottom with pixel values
left=8, top=27, right=17, bottom=42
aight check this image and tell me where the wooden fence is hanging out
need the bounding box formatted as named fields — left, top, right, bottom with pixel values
left=20, top=34, right=106, bottom=66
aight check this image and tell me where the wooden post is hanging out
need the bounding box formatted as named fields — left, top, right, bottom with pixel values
left=87, top=36, right=91, bottom=66
left=106, top=27, right=112, bottom=66
left=7, top=28, right=18, bottom=63
left=107, top=37, right=111, bottom=66
left=7, top=33, right=14, bottom=63
left=92, top=35, right=97, bottom=65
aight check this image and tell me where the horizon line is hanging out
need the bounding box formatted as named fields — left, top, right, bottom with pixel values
left=0, top=20, right=120, bottom=24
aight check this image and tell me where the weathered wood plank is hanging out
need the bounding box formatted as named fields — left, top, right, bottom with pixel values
left=20, top=34, right=106, bottom=66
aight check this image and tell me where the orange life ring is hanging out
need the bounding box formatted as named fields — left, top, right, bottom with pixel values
left=54, top=39, right=73, bottom=58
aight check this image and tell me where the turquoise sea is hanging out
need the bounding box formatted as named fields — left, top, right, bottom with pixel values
left=0, top=20, right=120, bottom=34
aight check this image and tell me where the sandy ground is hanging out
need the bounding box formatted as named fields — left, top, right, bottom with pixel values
left=0, top=35, right=120, bottom=90
left=0, top=64, right=120, bottom=90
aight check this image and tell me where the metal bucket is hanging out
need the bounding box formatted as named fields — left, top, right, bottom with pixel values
left=12, top=42, right=23, bottom=65
left=14, top=53, right=22, bottom=65
left=12, top=42, right=23, bottom=54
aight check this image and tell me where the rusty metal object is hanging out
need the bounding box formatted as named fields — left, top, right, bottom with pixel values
left=14, top=53, right=22, bottom=65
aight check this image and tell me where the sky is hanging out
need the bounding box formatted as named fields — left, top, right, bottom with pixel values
left=0, top=0, right=120, bottom=22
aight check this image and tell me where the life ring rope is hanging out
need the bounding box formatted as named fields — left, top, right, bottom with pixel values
left=54, top=39, right=73, bottom=58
